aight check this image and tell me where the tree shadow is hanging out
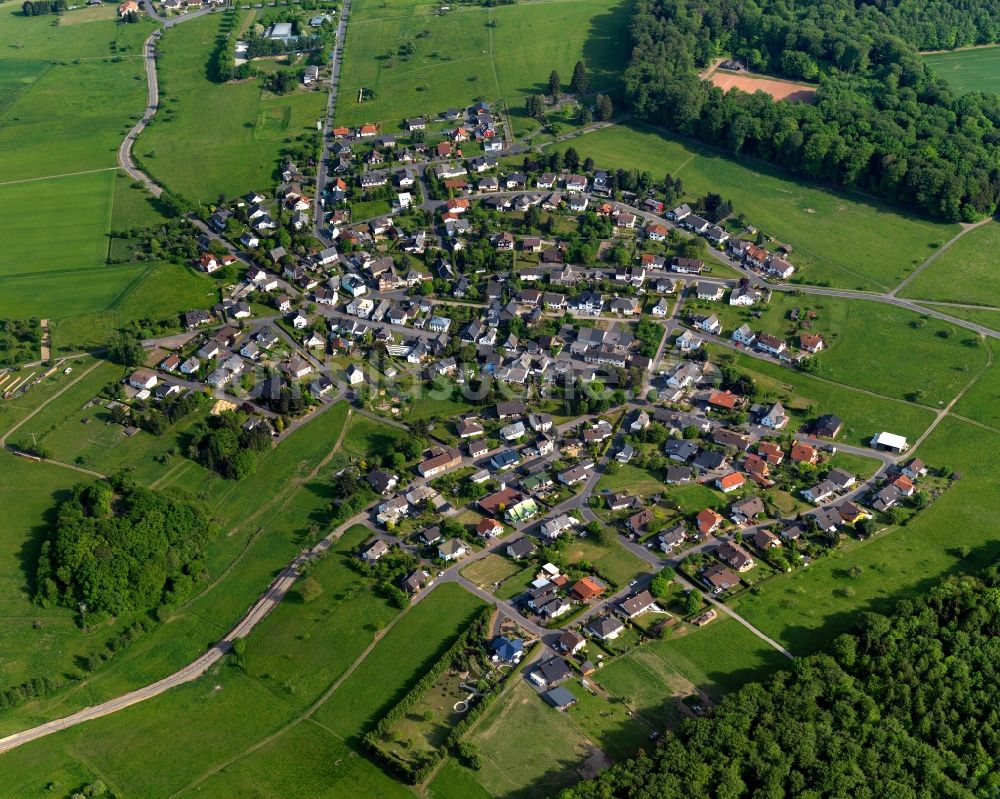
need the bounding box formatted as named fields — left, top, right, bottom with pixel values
left=17, top=486, right=74, bottom=600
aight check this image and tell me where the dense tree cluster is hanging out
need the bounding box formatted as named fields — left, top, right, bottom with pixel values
left=35, top=475, right=211, bottom=618
left=562, top=566, right=1000, bottom=799
left=189, top=411, right=273, bottom=479
left=623, top=0, right=1000, bottom=220
left=20, top=0, right=65, bottom=15
left=0, top=318, right=42, bottom=367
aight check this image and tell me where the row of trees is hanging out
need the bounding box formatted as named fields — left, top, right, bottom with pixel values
left=623, top=0, right=1000, bottom=221
left=21, top=0, right=66, bottom=15
left=562, top=564, right=1000, bottom=798
left=35, top=474, right=211, bottom=619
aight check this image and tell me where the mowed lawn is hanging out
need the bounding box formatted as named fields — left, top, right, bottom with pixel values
left=924, top=45, right=1000, bottom=94
left=900, top=220, right=1000, bottom=307
left=561, top=123, right=958, bottom=291
left=139, top=12, right=326, bottom=201
left=334, top=0, right=631, bottom=129
left=313, top=582, right=486, bottom=741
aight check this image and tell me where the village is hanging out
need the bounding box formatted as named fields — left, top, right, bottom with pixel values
left=93, top=99, right=953, bottom=722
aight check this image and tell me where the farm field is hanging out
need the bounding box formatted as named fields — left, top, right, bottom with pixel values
left=313, top=582, right=487, bottom=741
left=733, top=417, right=1000, bottom=654
left=333, top=0, right=631, bottom=129
left=706, top=344, right=937, bottom=447
left=48, top=261, right=221, bottom=354
left=138, top=11, right=326, bottom=201
left=560, top=123, right=958, bottom=290
left=704, top=293, right=988, bottom=406
left=923, top=45, right=1000, bottom=94
left=899, top=220, right=1000, bottom=307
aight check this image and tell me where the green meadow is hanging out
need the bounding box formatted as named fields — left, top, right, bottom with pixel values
left=138, top=11, right=326, bottom=200
left=705, top=292, right=989, bottom=407
left=924, top=45, right=1000, bottom=94
left=334, top=0, right=631, bottom=129
left=900, top=220, right=1000, bottom=307
left=559, top=123, right=958, bottom=291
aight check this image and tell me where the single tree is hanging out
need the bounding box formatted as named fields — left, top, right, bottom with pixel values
left=547, top=69, right=561, bottom=99
left=595, top=93, right=613, bottom=121
left=570, top=60, right=589, bottom=94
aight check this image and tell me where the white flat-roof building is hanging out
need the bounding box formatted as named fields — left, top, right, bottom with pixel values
left=870, top=431, right=908, bottom=453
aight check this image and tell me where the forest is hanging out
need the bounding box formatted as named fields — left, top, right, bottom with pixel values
left=623, top=0, right=1000, bottom=220
left=34, top=474, right=212, bottom=619
left=561, top=564, right=1000, bottom=799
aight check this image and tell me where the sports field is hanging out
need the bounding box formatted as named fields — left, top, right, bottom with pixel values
left=138, top=12, right=326, bottom=200
left=708, top=71, right=816, bottom=102
left=559, top=124, right=959, bottom=290
left=900, top=220, right=1000, bottom=307
left=334, top=0, right=632, bottom=129
left=924, top=45, right=1000, bottom=94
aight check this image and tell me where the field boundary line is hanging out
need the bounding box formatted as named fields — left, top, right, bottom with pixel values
left=890, top=214, right=995, bottom=297
left=909, top=338, right=994, bottom=453
left=167, top=578, right=420, bottom=798
left=0, top=167, right=119, bottom=188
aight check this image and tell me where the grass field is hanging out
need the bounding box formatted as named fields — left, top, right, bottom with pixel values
left=733, top=417, right=1000, bottom=654
left=0, top=402, right=353, bottom=730
left=951, top=340, right=1000, bottom=429
left=924, top=45, right=1000, bottom=94
left=138, top=11, right=326, bottom=200
left=334, top=0, right=631, bottom=129
left=706, top=344, right=937, bottom=447
left=647, top=618, right=787, bottom=699
left=313, top=582, right=486, bottom=741
left=706, top=293, right=989, bottom=406
left=445, top=679, right=597, bottom=799
left=48, top=261, right=220, bottom=353
left=0, top=520, right=413, bottom=797
left=595, top=462, right=665, bottom=496
left=339, top=412, right=401, bottom=458
left=919, top=304, right=1000, bottom=334
left=561, top=536, right=650, bottom=587
left=0, top=7, right=175, bottom=321
left=461, top=553, right=522, bottom=588
left=900, top=220, right=1000, bottom=307
left=560, top=123, right=958, bottom=290
left=0, top=170, right=115, bottom=276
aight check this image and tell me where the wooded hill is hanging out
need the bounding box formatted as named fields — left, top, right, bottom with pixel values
left=35, top=475, right=212, bottom=620
left=561, top=564, right=1000, bottom=799
left=623, top=0, right=1000, bottom=221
